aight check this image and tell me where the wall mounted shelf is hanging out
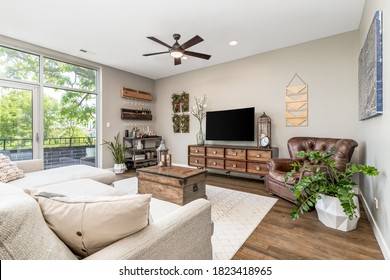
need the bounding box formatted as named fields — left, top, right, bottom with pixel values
left=121, top=87, right=152, bottom=101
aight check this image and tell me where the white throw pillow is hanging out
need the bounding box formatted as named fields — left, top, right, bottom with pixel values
left=31, top=192, right=152, bottom=257
left=0, top=154, right=24, bottom=183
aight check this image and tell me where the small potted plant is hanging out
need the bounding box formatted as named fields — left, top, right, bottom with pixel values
left=102, top=132, right=127, bottom=174
left=285, top=149, right=379, bottom=231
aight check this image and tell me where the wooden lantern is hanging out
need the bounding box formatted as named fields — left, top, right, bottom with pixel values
left=257, top=112, right=271, bottom=148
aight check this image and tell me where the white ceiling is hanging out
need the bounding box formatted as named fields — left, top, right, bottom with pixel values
left=0, top=0, right=365, bottom=80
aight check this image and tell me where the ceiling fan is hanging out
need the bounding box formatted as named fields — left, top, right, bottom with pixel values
left=143, top=34, right=211, bottom=65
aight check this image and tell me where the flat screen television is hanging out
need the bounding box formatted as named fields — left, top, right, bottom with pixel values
left=205, top=107, right=255, bottom=141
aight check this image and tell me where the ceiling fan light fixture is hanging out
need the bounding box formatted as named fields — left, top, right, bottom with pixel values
left=170, top=50, right=183, bottom=58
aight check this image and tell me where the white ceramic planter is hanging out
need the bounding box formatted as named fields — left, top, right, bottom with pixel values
left=315, top=194, right=360, bottom=231
left=114, top=163, right=126, bottom=174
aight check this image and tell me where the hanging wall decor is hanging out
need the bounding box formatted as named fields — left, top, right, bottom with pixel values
left=285, top=73, right=308, bottom=127
left=172, top=114, right=181, bottom=133
left=171, top=91, right=190, bottom=133
left=171, top=93, right=181, bottom=113
left=180, top=114, right=190, bottom=133
left=180, top=91, right=189, bottom=112
left=358, top=10, right=383, bottom=120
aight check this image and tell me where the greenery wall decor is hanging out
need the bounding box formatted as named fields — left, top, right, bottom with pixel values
left=171, top=91, right=190, bottom=133
left=172, top=114, right=181, bottom=133
left=180, top=91, right=189, bottom=112
left=180, top=114, right=189, bottom=133
left=171, top=93, right=181, bottom=113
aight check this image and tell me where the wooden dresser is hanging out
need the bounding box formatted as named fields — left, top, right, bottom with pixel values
left=188, top=145, right=278, bottom=176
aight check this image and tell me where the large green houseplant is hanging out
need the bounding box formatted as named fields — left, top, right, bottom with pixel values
left=286, top=149, right=379, bottom=221
left=102, top=132, right=127, bottom=173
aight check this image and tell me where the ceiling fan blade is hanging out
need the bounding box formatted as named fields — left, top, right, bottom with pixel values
left=147, top=36, right=172, bottom=48
left=143, top=51, right=170, bottom=56
left=174, top=57, right=181, bottom=65
left=180, top=35, right=204, bottom=50
left=183, top=51, right=211, bottom=60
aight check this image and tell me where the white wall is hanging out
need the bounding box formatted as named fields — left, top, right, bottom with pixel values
left=155, top=31, right=360, bottom=165
left=358, top=0, right=390, bottom=259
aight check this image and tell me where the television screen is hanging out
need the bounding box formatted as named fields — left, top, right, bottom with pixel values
left=205, top=107, right=255, bottom=141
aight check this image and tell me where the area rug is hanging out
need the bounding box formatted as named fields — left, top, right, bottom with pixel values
left=113, top=177, right=277, bottom=260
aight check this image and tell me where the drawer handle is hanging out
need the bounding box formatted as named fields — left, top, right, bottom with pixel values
left=213, top=151, right=217, bottom=154
left=232, top=164, right=237, bottom=168
left=233, top=152, right=237, bottom=156
left=256, top=167, right=260, bottom=171
left=195, top=149, right=199, bottom=153
left=193, top=184, right=198, bottom=192
left=213, top=161, right=217, bottom=166
left=195, top=159, right=199, bottom=163
left=256, top=154, right=261, bottom=158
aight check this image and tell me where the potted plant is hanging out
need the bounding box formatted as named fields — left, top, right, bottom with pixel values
left=102, top=132, right=127, bottom=174
left=285, top=149, right=379, bottom=231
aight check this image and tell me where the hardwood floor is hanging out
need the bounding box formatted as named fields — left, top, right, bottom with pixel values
left=118, top=170, right=384, bottom=259
left=206, top=173, right=384, bottom=260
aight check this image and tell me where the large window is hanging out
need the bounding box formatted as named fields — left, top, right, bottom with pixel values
left=0, top=45, right=98, bottom=168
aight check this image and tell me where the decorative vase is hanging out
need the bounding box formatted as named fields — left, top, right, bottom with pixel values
left=196, top=126, right=205, bottom=145
left=315, top=194, right=360, bottom=232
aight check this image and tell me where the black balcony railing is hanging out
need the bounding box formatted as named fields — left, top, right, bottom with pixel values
left=0, top=137, right=96, bottom=169
left=0, top=137, right=96, bottom=150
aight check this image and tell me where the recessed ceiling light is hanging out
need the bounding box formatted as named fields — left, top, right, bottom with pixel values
left=229, top=41, right=238, bottom=46
left=182, top=56, right=188, bottom=60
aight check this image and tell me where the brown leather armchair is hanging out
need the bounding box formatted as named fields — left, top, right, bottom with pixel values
left=265, top=137, right=358, bottom=202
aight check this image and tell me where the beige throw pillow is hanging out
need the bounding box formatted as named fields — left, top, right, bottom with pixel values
left=0, top=154, right=24, bottom=183
left=32, top=193, right=152, bottom=257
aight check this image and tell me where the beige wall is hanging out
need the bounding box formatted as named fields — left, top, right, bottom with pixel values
left=155, top=31, right=360, bottom=165
left=358, top=0, right=390, bottom=259
left=100, top=67, right=155, bottom=169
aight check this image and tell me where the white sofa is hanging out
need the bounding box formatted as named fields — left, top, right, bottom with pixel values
left=0, top=160, right=213, bottom=260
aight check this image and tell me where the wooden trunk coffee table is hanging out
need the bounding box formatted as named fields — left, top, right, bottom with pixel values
left=136, top=166, right=207, bottom=205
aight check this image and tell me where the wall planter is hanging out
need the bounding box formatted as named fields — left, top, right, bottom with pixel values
left=180, top=91, right=189, bottom=112
left=171, top=93, right=181, bottom=113
left=315, top=194, right=360, bottom=232
left=180, top=114, right=189, bottom=133
left=172, top=114, right=181, bottom=133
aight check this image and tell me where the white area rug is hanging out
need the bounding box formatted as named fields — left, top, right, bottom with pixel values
left=113, top=177, right=277, bottom=260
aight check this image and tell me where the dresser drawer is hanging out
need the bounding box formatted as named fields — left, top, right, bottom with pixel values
left=206, top=158, right=224, bottom=169
left=189, top=146, right=205, bottom=156
left=225, top=148, right=246, bottom=160
left=188, top=156, right=205, bottom=167
left=247, top=150, right=271, bottom=162
left=247, top=162, right=268, bottom=175
left=225, top=160, right=246, bottom=173
left=206, top=147, right=224, bottom=158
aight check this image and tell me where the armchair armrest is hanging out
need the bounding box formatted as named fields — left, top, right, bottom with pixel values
left=84, top=198, right=213, bottom=260
left=267, top=158, right=298, bottom=172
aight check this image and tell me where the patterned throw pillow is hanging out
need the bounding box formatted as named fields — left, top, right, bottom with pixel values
left=0, top=154, right=24, bottom=183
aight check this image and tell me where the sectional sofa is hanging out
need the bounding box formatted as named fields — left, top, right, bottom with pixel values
left=0, top=159, right=213, bottom=260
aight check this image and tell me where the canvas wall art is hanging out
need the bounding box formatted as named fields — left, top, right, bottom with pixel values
left=358, top=10, right=383, bottom=120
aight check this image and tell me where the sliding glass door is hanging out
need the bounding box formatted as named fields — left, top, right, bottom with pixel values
left=0, top=81, right=39, bottom=160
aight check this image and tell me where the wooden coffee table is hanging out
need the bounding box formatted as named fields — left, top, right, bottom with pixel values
left=136, top=166, right=207, bottom=205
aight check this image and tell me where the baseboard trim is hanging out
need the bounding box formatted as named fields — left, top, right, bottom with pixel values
left=359, top=190, right=390, bottom=260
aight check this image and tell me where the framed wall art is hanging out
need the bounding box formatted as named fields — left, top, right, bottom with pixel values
left=358, top=10, right=383, bottom=120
